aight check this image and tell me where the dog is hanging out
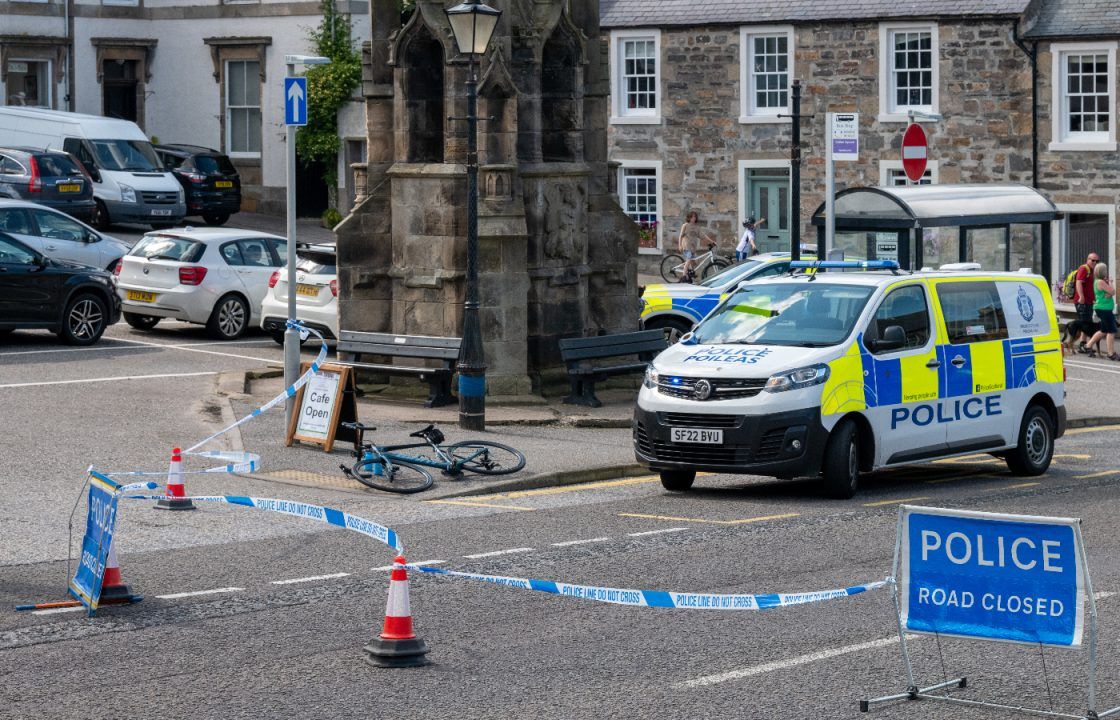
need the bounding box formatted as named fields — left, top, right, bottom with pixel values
left=1062, top=317, right=1098, bottom=355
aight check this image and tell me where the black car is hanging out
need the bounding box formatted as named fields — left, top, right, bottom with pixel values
left=154, top=144, right=241, bottom=226
left=0, top=232, right=120, bottom=345
left=0, top=147, right=96, bottom=223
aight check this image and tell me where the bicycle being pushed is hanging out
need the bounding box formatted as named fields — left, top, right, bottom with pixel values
left=660, top=240, right=731, bottom=283
left=339, top=421, right=526, bottom=493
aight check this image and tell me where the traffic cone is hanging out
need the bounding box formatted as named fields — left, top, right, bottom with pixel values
left=156, top=447, right=195, bottom=511
left=364, top=556, right=430, bottom=668
left=99, top=539, right=139, bottom=605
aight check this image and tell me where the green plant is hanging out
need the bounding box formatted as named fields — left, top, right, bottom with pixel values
left=295, top=0, right=363, bottom=207
left=321, top=207, right=343, bottom=228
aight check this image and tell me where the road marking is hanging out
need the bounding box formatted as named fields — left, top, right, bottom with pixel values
left=1096, top=591, right=1116, bottom=601
left=0, top=371, right=216, bottom=389
left=677, top=636, right=905, bottom=689
left=1066, top=424, right=1120, bottom=436
left=0, top=338, right=273, bottom=357
left=473, top=475, right=661, bottom=500
left=617, top=512, right=798, bottom=526
left=863, top=496, right=929, bottom=507
left=551, top=537, right=611, bottom=547
left=111, top=336, right=277, bottom=364
left=995, top=482, right=1040, bottom=490
left=373, top=559, right=444, bottom=571
left=426, top=499, right=536, bottom=511
left=156, top=587, right=243, bottom=600
left=925, top=474, right=998, bottom=485
left=463, top=547, right=534, bottom=559
left=1065, top=360, right=1120, bottom=375
left=628, top=527, right=688, bottom=537
left=31, top=606, right=86, bottom=616
left=270, top=572, right=350, bottom=585
left=1074, top=470, right=1118, bottom=479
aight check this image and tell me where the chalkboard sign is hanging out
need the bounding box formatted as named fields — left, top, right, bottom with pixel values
left=286, top=362, right=358, bottom=452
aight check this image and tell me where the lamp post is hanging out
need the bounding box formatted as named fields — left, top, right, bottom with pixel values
left=445, top=0, right=501, bottom=431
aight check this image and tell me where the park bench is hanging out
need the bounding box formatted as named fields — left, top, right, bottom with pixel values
left=558, top=329, right=668, bottom=408
left=336, top=330, right=462, bottom=408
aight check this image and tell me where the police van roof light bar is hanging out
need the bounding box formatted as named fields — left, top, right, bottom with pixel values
left=790, top=260, right=901, bottom=271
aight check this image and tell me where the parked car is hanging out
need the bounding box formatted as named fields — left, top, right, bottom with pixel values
left=154, top=144, right=241, bottom=226
left=115, top=227, right=286, bottom=340
left=0, top=232, right=120, bottom=345
left=260, top=242, right=338, bottom=343
left=0, top=147, right=96, bottom=222
left=0, top=199, right=130, bottom=272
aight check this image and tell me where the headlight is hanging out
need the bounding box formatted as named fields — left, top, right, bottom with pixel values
left=764, top=363, right=830, bottom=393
left=177, top=188, right=185, bottom=202
left=643, top=365, right=660, bottom=389
left=120, top=184, right=137, bottom=203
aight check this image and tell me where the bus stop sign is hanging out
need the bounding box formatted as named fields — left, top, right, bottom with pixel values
left=902, top=124, right=928, bottom=182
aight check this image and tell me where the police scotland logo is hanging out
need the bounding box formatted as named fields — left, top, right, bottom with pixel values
left=1016, top=285, right=1035, bottom=322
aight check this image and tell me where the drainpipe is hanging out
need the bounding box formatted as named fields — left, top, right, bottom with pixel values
left=64, top=0, right=75, bottom=110
left=1011, top=19, right=1038, bottom=189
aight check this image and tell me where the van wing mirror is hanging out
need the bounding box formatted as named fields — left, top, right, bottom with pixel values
left=82, top=163, right=101, bottom=183
left=870, top=325, right=907, bottom=352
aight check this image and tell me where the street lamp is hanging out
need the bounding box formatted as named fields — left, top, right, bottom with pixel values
left=445, top=0, right=501, bottom=431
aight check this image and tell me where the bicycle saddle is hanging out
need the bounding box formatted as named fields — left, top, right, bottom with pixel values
left=409, top=424, right=444, bottom=444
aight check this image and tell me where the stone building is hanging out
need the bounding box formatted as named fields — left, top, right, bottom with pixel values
left=336, top=0, right=639, bottom=395
left=601, top=0, right=1119, bottom=291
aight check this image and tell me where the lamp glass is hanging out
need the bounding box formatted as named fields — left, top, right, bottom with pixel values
left=445, top=0, right=501, bottom=55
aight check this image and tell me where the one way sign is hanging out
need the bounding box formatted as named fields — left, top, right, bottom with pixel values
left=284, top=77, right=307, bottom=126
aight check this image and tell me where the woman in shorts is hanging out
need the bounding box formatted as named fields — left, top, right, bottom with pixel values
left=677, top=211, right=714, bottom=282
left=1085, top=261, right=1118, bottom=360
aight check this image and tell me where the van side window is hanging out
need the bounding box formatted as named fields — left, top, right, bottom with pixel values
left=866, top=284, right=930, bottom=353
left=937, top=281, right=1009, bottom=344
left=752, top=262, right=788, bottom=279
left=63, top=138, right=96, bottom=170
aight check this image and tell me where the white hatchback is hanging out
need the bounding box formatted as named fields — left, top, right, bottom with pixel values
left=115, top=227, right=285, bottom=339
left=259, top=242, right=338, bottom=342
left=0, top=198, right=130, bottom=271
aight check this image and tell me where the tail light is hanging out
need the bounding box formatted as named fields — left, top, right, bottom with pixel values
left=180, top=171, right=206, bottom=184
left=269, top=271, right=280, bottom=288
left=28, top=156, right=41, bottom=193
left=178, top=266, right=207, bottom=285
left=330, top=279, right=338, bottom=297
left=113, top=260, right=121, bottom=277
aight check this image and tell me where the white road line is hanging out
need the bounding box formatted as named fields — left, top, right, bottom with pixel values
left=551, top=537, right=611, bottom=547
left=1065, top=360, right=1120, bottom=375
left=155, top=587, right=243, bottom=600
left=0, top=338, right=274, bottom=358
left=677, top=636, right=903, bottom=689
left=110, top=336, right=277, bottom=364
left=463, top=547, right=534, bottom=559
left=0, top=371, right=216, bottom=389
left=1096, top=591, right=1116, bottom=601
left=373, top=559, right=445, bottom=571
left=628, top=527, right=688, bottom=537
left=31, top=606, right=86, bottom=616
left=270, top=572, right=350, bottom=585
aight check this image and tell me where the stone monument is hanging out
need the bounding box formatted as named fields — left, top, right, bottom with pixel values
left=335, top=0, right=639, bottom=395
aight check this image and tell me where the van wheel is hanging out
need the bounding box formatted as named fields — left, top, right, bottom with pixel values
left=207, top=294, right=249, bottom=340
left=91, top=200, right=111, bottom=231
left=645, top=317, right=692, bottom=345
left=203, top=213, right=230, bottom=226
left=1005, top=406, right=1054, bottom=476
left=821, top=419, right=860, bottom=499
left=124, top=313, right=160, bottom=330
left=660, top=470, right=696, bottom=492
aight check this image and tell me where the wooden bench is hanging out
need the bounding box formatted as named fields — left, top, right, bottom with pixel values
left=336, top=330, right=462, bottom=408
left=559, top=329, right=668, bottom=408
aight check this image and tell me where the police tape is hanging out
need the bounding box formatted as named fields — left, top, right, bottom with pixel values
left=408, top=564, right=888, bottom=610
left=122, top=493, right=403, bottom=553
left=102, top=321, right=327, bottom=479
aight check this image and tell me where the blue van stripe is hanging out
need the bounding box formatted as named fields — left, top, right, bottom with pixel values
left=873, top=357, right=902, bottom=407
left=944, top=345, right=972, bottom=397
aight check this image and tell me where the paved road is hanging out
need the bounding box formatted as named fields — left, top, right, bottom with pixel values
left=2, top=325, right=1120, bottom=719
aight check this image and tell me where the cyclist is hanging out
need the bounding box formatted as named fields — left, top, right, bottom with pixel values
left=678, top=211, right=715, bottom=282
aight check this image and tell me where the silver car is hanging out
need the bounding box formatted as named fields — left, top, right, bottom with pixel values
left=0, top=198, right=130, bottom=272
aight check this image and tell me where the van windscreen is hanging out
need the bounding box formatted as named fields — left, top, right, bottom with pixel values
left=90, top=140, right=161, bottom=172
left=691, top=283, right=875, bottom=347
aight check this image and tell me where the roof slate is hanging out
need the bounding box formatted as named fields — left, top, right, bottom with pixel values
left=600, top=0, right=1032, bottom=28
left=1023, top=0, right=1120, bottom=38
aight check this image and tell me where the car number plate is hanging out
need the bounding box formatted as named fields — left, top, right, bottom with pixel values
left=150, top=209, right=173, bottom=217
left=126, top=290, right=157, bottom=303
left=58, top=183, right=81, bottom=193
left=670, top=427, right=723, bottom=444
left=215, top=180, right=233, bottom=188
left=296, top=284, right=319, bottom=297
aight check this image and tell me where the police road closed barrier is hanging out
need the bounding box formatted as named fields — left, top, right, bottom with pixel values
left=409, top=564, right=887, bottom=610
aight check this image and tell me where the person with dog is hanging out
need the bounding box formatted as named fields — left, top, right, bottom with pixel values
left=678, top=211, right=715, bottom=282
left=1084, top=261, right=1118, bottom=361
left=1073, top=253, right=1101, bottom=353
left=736, top=216, right=766, bottom=261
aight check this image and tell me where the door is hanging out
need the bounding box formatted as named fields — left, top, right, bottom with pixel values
left=860, top=283, right=943, bottom=465
left=230, top=238, right=278, bottom=315
left=0, top=235, right=58, bottom=324
left=748, top=174, right=790, bottom=253
left=29, top=208, right=96, bottom=267
left=102, top=60, right=139, bottom=122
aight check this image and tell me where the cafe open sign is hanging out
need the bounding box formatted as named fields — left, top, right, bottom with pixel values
left=286, top=362, right=357, bottom=453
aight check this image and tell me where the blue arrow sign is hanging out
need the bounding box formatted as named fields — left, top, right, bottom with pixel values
left=284, top=77, right=307, bottom=126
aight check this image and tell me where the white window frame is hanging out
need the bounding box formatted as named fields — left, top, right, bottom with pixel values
left=616, top=159, right=663, bottom=254
left=5, top=58, right=52, bottom=108
left=1051, top=204, right=1117, bottom=310
left=609, top=29, right=661, bottom=125
left=878, top=22, right=939, bottom=123
left=879, top=160, right=939, bottom=186
left=1049, top=42, right=1117, bottom=152
left=225, top=59, right=262, bottom=159
left=101, top=0, right=139, bottom=6
left=737, top=158, right=792, bottom=241
left=739, top=25, right=794, bottom=124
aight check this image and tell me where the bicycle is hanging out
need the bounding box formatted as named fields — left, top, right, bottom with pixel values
left=339, top=421, right=526, bottom=494
left=660, top=241, right=731, bottom=283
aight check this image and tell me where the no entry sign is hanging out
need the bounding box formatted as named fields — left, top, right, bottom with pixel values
left=902, top=123, right=928, bottom=182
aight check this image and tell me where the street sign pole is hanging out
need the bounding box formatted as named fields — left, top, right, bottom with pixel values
left=825, top=113, right=859, bottom=259
left=825, top=113, right=835, bottom=256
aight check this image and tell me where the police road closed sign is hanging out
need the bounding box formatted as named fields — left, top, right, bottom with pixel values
left=897, top=506, right=1085, bottom=647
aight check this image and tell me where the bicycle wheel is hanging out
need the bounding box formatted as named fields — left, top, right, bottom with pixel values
left=447, top=441, right=526, bottom=476
left=702, top=258, right=731, bottom=280
left=659, top=253, right=686, bottom=282
left=350, top=458, right=434, bottom=493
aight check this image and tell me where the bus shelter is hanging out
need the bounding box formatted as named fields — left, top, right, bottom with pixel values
left=810, top=184, right=1060, bottom=282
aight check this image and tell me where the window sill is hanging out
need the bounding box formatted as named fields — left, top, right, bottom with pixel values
left=877, top=112, right=940, bottom=124
left=610, top=116, right=662, bottom=126
left=739, top=115, right=791, bottom=125
left=1047, top=140, right=1118, bottom=152
left=638, top=246, right=662, bottom=255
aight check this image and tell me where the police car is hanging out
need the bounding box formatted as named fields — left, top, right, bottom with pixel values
left=641, top=252, right=813, bottom=341
left=634, top=261, right=1065, bottom=498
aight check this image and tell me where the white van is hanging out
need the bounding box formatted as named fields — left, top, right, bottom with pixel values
left=634, top=261, right=1066, bottom=498
left=0, top=108, right=185, bottom=230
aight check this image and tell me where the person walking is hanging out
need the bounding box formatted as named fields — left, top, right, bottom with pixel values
left=1085, top=261, right=1117, bottom=360
left=677, top=211, right=714, bottom=282
left=735, top=216, right=766, bottom=261
left=1073, top=252, right=1100, bottom=353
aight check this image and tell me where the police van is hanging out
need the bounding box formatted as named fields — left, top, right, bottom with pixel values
left=633, top=261, right=1066, bottom=498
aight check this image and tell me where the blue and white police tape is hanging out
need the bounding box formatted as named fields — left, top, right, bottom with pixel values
left=102, top=321, right=327, bottom=479
left=122, top=493, right=403, bottom=553
left=408, top=564, right=887, bottom=610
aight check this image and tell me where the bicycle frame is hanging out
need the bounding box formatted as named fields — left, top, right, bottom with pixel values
left=355, top=437, right=487, bottom=475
